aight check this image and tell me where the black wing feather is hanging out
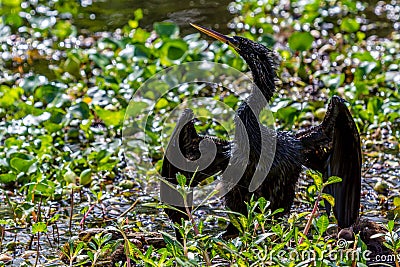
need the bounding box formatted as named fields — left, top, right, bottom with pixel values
left=297, top=96, right=361, bottom=228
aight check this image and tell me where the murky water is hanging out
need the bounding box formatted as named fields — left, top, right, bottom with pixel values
left=75, top=0, right=234, bottom=34
left=73, top=0, right=398, bottom=37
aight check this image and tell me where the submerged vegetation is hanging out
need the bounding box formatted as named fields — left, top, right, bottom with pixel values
left=0, top=0, right=399, bottom=266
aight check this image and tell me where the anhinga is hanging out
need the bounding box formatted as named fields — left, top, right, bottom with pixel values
left=161, top=24, right=361, bottom=239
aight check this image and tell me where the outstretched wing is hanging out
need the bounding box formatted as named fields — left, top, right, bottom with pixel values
left=160, top=109, right=231, bottom=206
left=296, top=96, right=361, bottom=228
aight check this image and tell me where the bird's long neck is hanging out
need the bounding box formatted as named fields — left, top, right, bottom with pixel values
left=237, top=52, right=277, bottom=122
left=235, top=55, right=277, bottom=153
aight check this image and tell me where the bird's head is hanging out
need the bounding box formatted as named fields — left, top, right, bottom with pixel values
left=190, top=23, right=278, bottom=102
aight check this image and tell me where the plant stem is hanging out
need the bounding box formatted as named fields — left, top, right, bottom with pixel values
left=69, top=189, right=74, bottom=236
left=298, top=194, right=321, bottom=245
left=184, top=204, right=211, bottom=266
left=34, top=232, right=40, bottom=267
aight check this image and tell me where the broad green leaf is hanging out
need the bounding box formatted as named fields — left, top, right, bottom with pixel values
left=394, top=197, right=400, bottom=207
left=324, top=176, right=342, bottom=186
left=10, top=158, right=35, bottom=173
left=52, top=20, right=73, bottom=39
left=307, top=170, right=323, bottom=191
left=95, top=107, right=126, bottom=127
left=223, top=94, right=239, bottom=108
left=340, top=18, right=360, bottom=33
left=20, top=75, right=44, bottom=95
left=34, top=85, right=63, bottom=105
left=0, top=173, right=16, bottom=183
left=176, top=173, right=186, bottom=187
left=388, top=220, right=394, bottom=232
left=64, top=169, right=77, bottom=184
left=134, top=8, right=143, bottom=21
left=90, top=53, right=111, bottom=68
left=69, top=102, right=90, bottom=120
left=80, top=169, right=92, bottom=186
left=321, top=73, right=345, bottom=90
left=2, top=0, right=21, bottom=7
left=258, top=197, right=268, bottom=211
left=155, top=98, right=169, bottom=110
left=288, top=32, right=314, bottom=51
left=322, top=193, right=335, bottom=207
left=63, top=53, right=81, bottom=77
left=5, top=13, right=23, bottom=27
left=316, top=215, right=329, bottom=235
left=32, top=222, right=48, bottom=234
left=154, top=22, right=179, bottom=37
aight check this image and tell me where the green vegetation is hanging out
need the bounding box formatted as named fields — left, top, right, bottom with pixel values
left=0, top=0, right=399, bottom=266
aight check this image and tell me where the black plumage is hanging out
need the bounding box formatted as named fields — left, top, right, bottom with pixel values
left=161, top=24, right=361, bottom=239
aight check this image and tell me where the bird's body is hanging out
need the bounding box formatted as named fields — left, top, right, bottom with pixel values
left=161, top=24, right=361, bottom=239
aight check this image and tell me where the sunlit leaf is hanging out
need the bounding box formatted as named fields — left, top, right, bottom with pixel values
left=322, top=193, right=335, bottom=207
left=10, top=158, right=35, bottom=173
left=0, top=173, right=17, bottom=183
left=288, top=32, right=314, bottom=51
left=316, top=215, right=329, bottom=235
left=80, top=169, right=92, bottom=186
left=95, top=107, right=126, bottom=127
left=32, top=222, right=48, bottom=234
left=340, top=18, right=360, bottom=33
left=324, top=176, right=342, bottom=186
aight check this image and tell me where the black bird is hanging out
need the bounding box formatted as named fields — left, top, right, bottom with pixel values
left=161, top=24, right=361, bottom=239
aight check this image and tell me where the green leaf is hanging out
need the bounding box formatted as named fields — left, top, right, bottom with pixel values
left=322, top=193, right=335, bottom=207
left=388, top=220, right=394, bottom=232
left=64, top=169, right=77, bottom=184
left=52, top=20, right=73, bottom=39
left=340, top=18, right=360, bottom=33
left=176, top=173, right=186, bottom=187
left=307, top=170, right=323, bottom=191
left=69, top=102, right=90, bottom=120
left=90, top=53, right=111, bottom=68
left=5, top=13, right=23, bottom=27
left=155, top=98, right=169, bottom=110
left=288, top=32, right=314, bottom=51
left=20, top=75, right=43, bottom=95
left=95, top=107, right=126, bottom=127
left=223, top=94, right=239, bottom=108
left=2, top=0, right=21, bottom=7
left=321, top=73, right=345, bottom=90
left=34, top=85, right=63, bottom=105
left=154, top=22, right=179, bottom=37
left=128, top=20, right=138, bottom=29
left=324, top=176, right=342, bottom=186
left=0, top=85, right=23, bottom=107
left=63, top=53, right=81, bottom=77
left=394, top=197, right=400, bottom=207
left=258, top=197, right=268, bottom=211
left=134, top=8, right=143, bottom=21
left=159, top=39, right=188, bottom=65
left=32, top=222, right=48, bottom=234
left=28, top=180, right=56, bottom=197
left=80, top=169, right=92, bottom=186
left=0, top=173, right=17, bottom=183
left=10, top=158, right=35, bottom=173
left=316, top=215, right=329, bottom=235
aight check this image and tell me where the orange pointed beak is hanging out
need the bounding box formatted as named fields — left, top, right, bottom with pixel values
left=190, top=23, right=240, bottom=50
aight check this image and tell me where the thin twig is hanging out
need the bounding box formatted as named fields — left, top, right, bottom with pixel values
left=69, top=189, right=74, bottom=236
left=118, top=199, right=140, bottom=219
left=34, top=232, right=40, bottom=267
left=298, top=194, right=321, bottom=245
